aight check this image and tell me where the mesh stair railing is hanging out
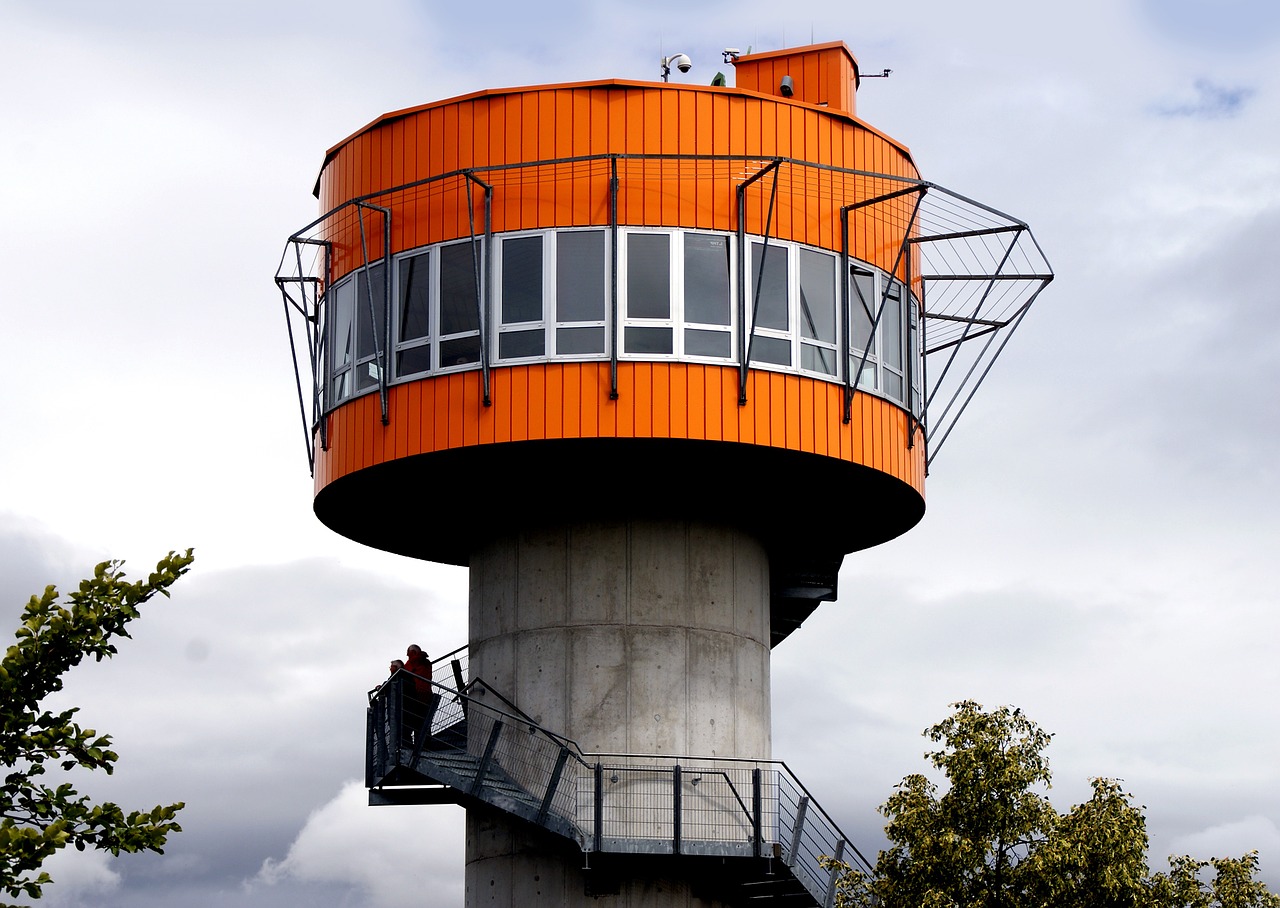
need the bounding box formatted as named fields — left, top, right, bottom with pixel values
left=367, top=657, right=874, bottom=908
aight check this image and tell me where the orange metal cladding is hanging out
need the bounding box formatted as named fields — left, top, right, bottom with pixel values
left=312, top=47, right=926, bottom=554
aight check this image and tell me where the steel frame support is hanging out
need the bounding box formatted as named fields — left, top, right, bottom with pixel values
left=355, top=201, right=392, bottom=425
left=609, top=156, right=620, bottom=400
left=463, top=172, right=494, bottom=407
left=824, top=838, right=846, bottom=908
left=672, top=764, right=683, bottom=854
left=787, top=795, right=810, bottom=867
left=840, top=186, right=925, bottom=423
left=470, top=721, right=504, bottom=796
left=736, top=159, right=782, bottom=404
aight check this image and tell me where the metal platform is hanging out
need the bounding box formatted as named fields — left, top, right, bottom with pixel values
left=367, top=651, right=873, bottom=907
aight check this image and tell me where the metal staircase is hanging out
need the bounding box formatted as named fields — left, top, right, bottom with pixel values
left=367, top=648, right=873, bottom=907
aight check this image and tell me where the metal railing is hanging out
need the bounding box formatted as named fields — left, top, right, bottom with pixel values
left=366, top=665, right=874, bottom=906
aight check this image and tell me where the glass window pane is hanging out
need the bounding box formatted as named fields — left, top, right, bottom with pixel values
left=502, top=236, right=543, bottom=324
left=852, top=358, right=877, bottom=390
left=750, top=243, right=788, bottom=330
left=330, top=370, right=351, bottom=402
left=499, top=329, right=544, bottom=359
left=399, top=251, right=430, bottom=342
left=885, top=371, right=903, bottom=400
left=802, top=343, right=837, bottom=376
left=356, top=263, right=386, bottom=362
left=439, top=335, right=481, bottom=367
left=557, top=326, right=606, bottom=355
left=799, top=249, right=836, bottom=343
left=627, top=233, right=670, bottom=319
left=330, top=279, right=355, bottom=368
left=850, top=269, right=875, bottom=355
left=356, top=359, right=381, bottom=391
left=624, top=325, right=672, bottom=354
left=751, top=334, right=790, bottom=366
left=883, top=281, right=903, bottom=369
left=397, top=345, right=432, bottom=376
left=440, top=242, right=480, bottom=336
left=557, top=231, right=606, bottom=322
left=685, top=328, right=731, bottom=358
left=684, top=233, right=730, bottom=325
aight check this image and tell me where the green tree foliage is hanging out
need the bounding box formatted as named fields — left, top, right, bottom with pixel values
left=0, top=550, right=193, bottom=904
left=826, top=700, right=1280, bottom=908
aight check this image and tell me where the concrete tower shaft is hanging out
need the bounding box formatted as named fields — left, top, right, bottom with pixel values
left=467, top=521, right=769, bottom=906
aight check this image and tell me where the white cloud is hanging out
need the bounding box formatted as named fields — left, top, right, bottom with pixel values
left=251, top=781, right=465, bottom=908
left=20, top=848, right=122, bottom=908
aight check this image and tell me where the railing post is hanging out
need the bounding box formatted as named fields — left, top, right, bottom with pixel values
left=672, top=764, right=682, bottom=855
left=752, top=767, right=763, bottom=859
left=593, top=763, right=604, bottom=853
left=824, top=838, right=846, bottom=908
left=469, top=720, right=504, bottom=796
left=788, top=794, right=810, bottom=867
left=391, top=678, right=403, bottom=763
left=537, top=746, right=571, bottom=826
left=365, top=705, right=377, bottom=788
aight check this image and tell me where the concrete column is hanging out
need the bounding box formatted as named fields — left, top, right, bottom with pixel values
left=465, top=520, right=772, bottom=907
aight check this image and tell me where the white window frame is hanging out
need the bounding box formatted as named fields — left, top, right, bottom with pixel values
left=392, top=247, right=433, bottom=381
left=327, top=274, right=357, bottom=407
left=619, top=229, right=678, bottom=360
left=435, top=238, right=484, bottom=374
left=494, top=231, right=550, bottom=363
left=797, top=246, right=840, bottom=379
left=550, top=228, right=610, bottom=360
left=678, top=230, right=737, bottom=363
left=745, top=239, right=794, bottom=371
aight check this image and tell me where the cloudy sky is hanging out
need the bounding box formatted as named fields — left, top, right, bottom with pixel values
left=3, top=0, right=1279, bottom=904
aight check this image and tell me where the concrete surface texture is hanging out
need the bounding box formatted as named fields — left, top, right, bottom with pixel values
left=465, top=519, right=773, bottom=906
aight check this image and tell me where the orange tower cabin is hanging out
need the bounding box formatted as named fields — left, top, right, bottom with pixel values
left=276, top=40, right=1051, bottom=908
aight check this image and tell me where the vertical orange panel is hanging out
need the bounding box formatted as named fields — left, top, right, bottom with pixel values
left=414, top=378, right=430, bottom=454
left=598, top=363, right=618, bottom=438
left=372, top=406, right=387, bottom=467
left=545, top=363, right=564, bottom=440
left=491, top=368, right=510, bottom=443
left=518, top=93, right=536, bottom=229
left=478, top=376, right=496, bottom=445
left=582, top=363, right=600, bottom=437
left=362, top=396, right=376, bottom=470
left=447, top=374, right=465, bottom=449
left=776, top=373, right=794, bottom=450
left=799, top=378, right=815, bottom=454
left=634, top=362, right=654, bottom=437
left=687, top=364, right=706, bottom=440
left=463, top=371, right=480, bottom=447
left=652, top=362, right=672, bottom=437
left=510, top=367, right=528, bottom=441
left=441, top=101, right=460, bottom=178
left=615, top=363, right=634, bottom=438
left=751, top=374, right=769, bottom=445
left=429, top=377, right=447, bottom=452
left=561, top=363, right=581, bottom=438
left=527, top=366, right=546, bottom=440
left=718, top=367, right=737, bottom=443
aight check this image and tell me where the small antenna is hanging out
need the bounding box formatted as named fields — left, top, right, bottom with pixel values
left=862, top=68, right=893, bottom=79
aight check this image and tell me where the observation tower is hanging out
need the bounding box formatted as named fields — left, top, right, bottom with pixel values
left=276, top=40, right=1051, bottom=908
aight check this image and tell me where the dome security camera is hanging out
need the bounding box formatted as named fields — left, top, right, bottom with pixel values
left=660, top=52, right=693, bottom=82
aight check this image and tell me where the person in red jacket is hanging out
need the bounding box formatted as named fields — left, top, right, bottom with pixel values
left=403, top=645, right=435, bottom=745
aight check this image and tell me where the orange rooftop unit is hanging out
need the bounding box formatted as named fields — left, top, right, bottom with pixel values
left=276, top=39, right=1051, bottom=908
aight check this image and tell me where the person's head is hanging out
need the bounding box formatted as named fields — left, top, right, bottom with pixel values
left=390, top=659, right=405, bottom=674
left=407, top=644, right=422, bottom=659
